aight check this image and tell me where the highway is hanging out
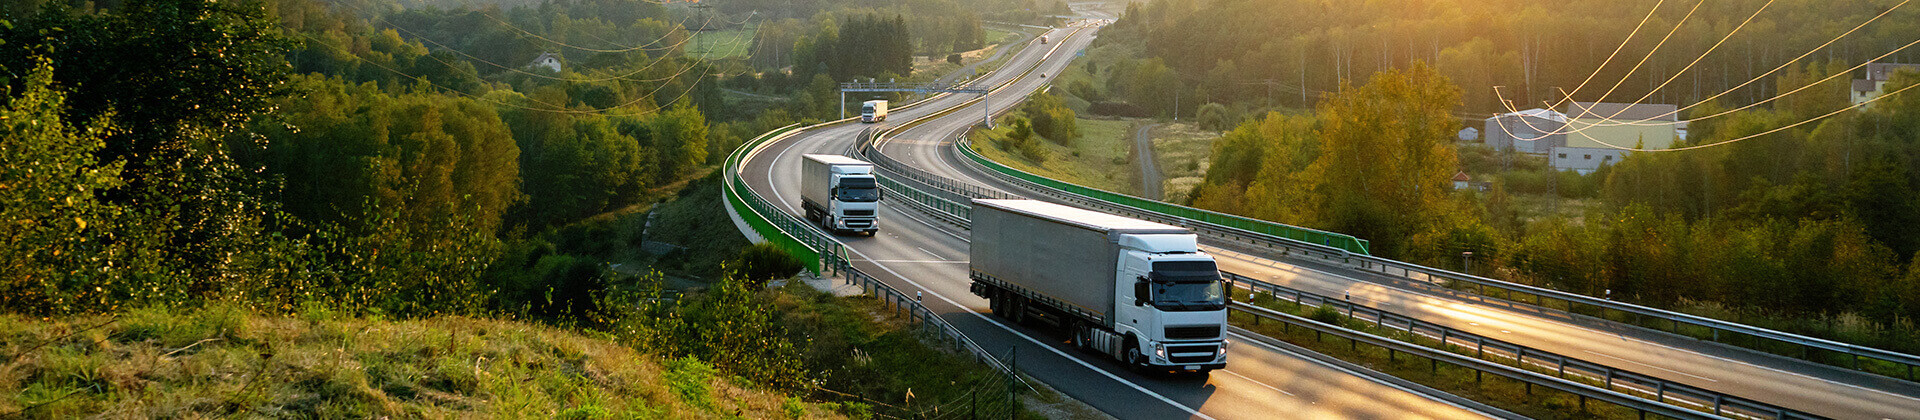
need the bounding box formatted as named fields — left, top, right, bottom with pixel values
left=866, top=22, right=1920, bottom=420
left=736, top=18, right=1501, bottom=420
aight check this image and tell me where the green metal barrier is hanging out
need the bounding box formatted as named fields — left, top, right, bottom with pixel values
left=722, top=124, right=837, bottom=273
left=956, top=141, right=1372, bottom=255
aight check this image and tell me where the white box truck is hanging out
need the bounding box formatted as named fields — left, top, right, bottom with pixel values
left=968, top=199, right=1228, bottom=372
left=800, top=154, right=880, bottom=236
left=861, top=100, right=888, bottom=123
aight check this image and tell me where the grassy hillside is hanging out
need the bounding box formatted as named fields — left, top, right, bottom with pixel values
left=971, top=116, right=1139, bottom=195
left=0, top=305, right=840, bottom=418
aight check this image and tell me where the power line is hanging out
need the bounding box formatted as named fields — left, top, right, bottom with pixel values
left=1492, top=0, right=1913, bottom=141
left=1596, top=79, right=1920, bottom=152
left=1492, top=0, right=1705, bottom=136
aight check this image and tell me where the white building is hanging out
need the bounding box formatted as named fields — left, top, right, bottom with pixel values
left=1852, top=63, right=1920, bottom=108
left=1458, top=127, right=1480, bottom=142
left=529, top=52, right=562, bottom=73
left=1483, top=108, right=1567, bottom=154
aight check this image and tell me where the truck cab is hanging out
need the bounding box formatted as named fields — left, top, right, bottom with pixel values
left=1112, top=235, right=1229, bottom=371
left=800, top=154, right=881, bottom=236
left=861, top=100, right=889, bottom=123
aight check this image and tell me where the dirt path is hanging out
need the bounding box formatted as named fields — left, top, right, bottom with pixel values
left=1134, top=123, right=1163, bottom=200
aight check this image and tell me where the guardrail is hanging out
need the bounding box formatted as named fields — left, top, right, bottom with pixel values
left=946, top=136, right=1920, bottom=384
left=836, top=46, right=1830, bottom=417
left=854, top=158, right=1817, bottom=418
left=953, top=138, right=1371, bottom=255
left=1227, top=272, right=1821, bottom=420
left=1230, top=303, right=1721, bottom=420
left=720, top=122, right=1029, bottom=408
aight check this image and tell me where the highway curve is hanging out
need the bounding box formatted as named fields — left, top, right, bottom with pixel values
left=873, top=23, right=1920, bottom=420
left=737, top=18, right=1501, bottom=420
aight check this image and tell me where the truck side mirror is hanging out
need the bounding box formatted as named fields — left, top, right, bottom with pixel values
left=1133, top=279, right=1149, bottom=307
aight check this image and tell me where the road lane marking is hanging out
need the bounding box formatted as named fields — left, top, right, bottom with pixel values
left=913, top=245, right=944, bottom=258
left=1211, top=246, right=1920, bottom=403
left=1582, top=351, right=1719, bottom=382
left=1217, top=369, right=1295, bottom=396
left=864, top=260, right=968, bottom=264
left=1226, top=331, right=1497, bottom=418
left=850, top=208, right=1219, bottom=420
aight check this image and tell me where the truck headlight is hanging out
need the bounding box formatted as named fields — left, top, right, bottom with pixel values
left=1153, top=343, right=1166, bottom=359
left=1218, top=340, right=1229, bottom=355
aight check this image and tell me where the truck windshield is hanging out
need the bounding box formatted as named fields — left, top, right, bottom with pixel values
left=862, top=105, right=875, bottom=114
left=837, top=177, right=880, bottom=202
left=1149, top=261, right=1225, bottom=311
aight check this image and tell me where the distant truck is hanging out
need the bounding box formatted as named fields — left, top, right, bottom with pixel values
left=800, top=154, right=880, bottom=236
left=968, top=199, right=1228, bottom=373
left=861, top=100, right=889, bottom=123
left=1040, top=35, right=1048, bottom=44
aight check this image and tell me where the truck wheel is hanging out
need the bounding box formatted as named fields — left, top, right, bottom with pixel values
left=1011, top=297, right=1028, bottom=325
left=1123, top=341, right=1145, bottom=369
left=1071, top=325, right=1090, bottom=351
left=988, top=292, right=1004, bottom=317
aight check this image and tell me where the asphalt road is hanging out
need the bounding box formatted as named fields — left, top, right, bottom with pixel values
left=738, top=19, right=1499, bottom=420
left=1135, top=123, right=1163, bottom=200
left=869, top=30, right=1920, bottom=420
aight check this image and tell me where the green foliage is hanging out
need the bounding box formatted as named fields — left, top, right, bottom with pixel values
left=997, top=118, right=1050, bottom=163
left=727, top=243, right=805, bottom=289
left=664, top=356, right=718, bottom=409
left=1189, top=64, right=1461, bottom=255
left=255, top=75, right=522, bottom=235
left=1023, top=92, right=1079, bottom=145
left=792, top=14, right=914, bottom=82
left=1097, top=0, right=1920, bottom=114
left=0, top=59, right=134, bottom=313
left=1194, top=102, right=1234, bottom=132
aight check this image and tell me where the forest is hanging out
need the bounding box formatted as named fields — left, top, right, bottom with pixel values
left=1079, top=0, right=1920, bottom=350
left=0, top=0, right=1064, bottom=411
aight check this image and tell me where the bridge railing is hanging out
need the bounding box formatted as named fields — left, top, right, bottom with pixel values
left=1226, top=272, right=1820, bottom=420
left=721, top=113, right=1036, bottom=418
left=946, top=135, right=1920, bottom=383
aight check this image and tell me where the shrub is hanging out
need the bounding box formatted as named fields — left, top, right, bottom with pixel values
left=727, top=243, right=805, bottom=288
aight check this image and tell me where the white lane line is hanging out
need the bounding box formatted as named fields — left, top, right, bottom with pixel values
left=864, top=260, right=969, bottom=264
left=750, top=33, right=1221, bottom=419
left=1217, top=369, right=1296, bottom=396
left=916, top=247, right=947, bottom=261
left=1214, top=248, right=1920, bottom=402
left=849, top=243, right=1219, bottom=420
left=1583, top=350, right=1719, bottom=382
left=1226, top=331, right=1496, bottom=418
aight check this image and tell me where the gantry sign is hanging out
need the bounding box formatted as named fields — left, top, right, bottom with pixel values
left=840, top=81, right=995, bottom=127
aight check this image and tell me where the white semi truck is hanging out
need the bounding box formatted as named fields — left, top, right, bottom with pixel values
left=861, top=100, right=889, bottom=123
left=800, top=154, right=880, bottom=236
left=968, top=199, right=1228, bottom=372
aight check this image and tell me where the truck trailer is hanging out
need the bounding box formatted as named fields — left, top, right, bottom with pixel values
left=800, top=154, right=880, bottom=235
left=968, top=199, right=1228, bottom=372
left=861, top=100, right=889, bottom=123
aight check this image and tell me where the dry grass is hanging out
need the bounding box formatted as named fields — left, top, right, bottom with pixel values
left=1148, top=122, right=1221, bottom=204
left=0, top=305, right=842, bottom=419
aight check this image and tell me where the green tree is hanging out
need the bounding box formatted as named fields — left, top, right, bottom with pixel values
left=0, top=59, right=137, bottom=313
left=1312, top=62, right=1462, bottom=254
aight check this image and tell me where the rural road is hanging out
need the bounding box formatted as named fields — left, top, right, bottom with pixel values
left=1135, top=123, right=1163, bottom=200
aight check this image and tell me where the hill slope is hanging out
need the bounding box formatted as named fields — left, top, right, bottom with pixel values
left=1, top=305, right=838, bottom=419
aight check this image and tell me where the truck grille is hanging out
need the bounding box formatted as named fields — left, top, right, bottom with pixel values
left=1166, top=325, right=1221, bottom=339
left=845, top=209, right=875, bottom=216
left=1167, top=344, right=1218, bottom=363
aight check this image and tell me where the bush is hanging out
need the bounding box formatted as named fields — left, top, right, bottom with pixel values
left=946, top=54, right=962, bottom=65
left=727, top=243, right=805, bottom=288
